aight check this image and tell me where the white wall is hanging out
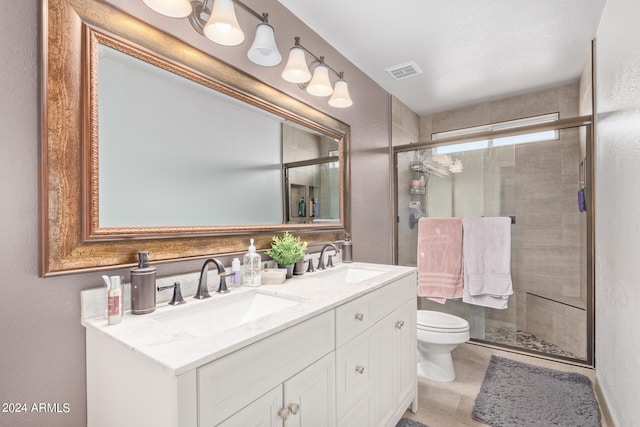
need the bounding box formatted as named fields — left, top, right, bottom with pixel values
left=595, top=0, right=640, bottom=424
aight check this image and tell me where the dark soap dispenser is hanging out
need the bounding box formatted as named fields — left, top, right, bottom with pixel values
left=342, top=233, right=353, bottom=263
left=130, top=251, right=157, bottom=314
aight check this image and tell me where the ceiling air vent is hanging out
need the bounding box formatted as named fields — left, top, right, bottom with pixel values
left=385, top=61, right=423, bottom=80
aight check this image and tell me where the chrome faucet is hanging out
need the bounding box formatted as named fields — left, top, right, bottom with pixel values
left=317, top=243, right=340, bottom=270
left=195, top=258, right=229, bottom=299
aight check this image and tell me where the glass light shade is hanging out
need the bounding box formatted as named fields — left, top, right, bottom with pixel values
left=203, top=0, right=245, bottom=46
left=247, top=23, right=282, bottom=67
left=143, top=0, right=192, bottom=18
left=328, top=79, right=353, bottom=108
left=306, top=65, right=333, bottom=97
left=281, top=47, right=312, bottom=83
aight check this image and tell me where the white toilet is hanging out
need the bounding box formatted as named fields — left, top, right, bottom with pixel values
left=416, top=310, right=470, bottom=382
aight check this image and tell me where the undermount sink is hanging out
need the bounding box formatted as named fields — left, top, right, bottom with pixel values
left=152, top=290, right=300, bottom=338
left=313, top=266, right=388, bottom=283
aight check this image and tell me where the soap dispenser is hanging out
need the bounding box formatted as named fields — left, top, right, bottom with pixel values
left=130, top=251, right=157, bottom=314
left=243, top=239, right=262, bottom=287
left=342, top=233, right=353, bottom=263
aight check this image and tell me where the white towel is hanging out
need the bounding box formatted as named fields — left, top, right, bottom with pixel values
left=462, top=217, right=513, bottom=309
left=417, top=217, right=463, bottom=304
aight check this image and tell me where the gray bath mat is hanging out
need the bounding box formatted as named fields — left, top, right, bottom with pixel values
left=395, top=419, right=428, bottom=427
left=473, top=355, right=601, bottom=426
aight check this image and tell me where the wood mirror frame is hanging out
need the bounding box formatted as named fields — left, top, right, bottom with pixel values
left=40, top=0, right=351, bottom=276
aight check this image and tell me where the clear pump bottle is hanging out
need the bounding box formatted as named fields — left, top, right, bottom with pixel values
left=243, top=239, right=262, bottom=287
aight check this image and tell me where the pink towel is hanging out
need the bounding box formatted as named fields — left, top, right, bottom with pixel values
left=417, top=217, right=463, bottom=304
left=462, top=217, right=513, bottom=309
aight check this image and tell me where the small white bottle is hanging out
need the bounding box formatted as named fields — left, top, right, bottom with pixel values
left=231, top=257, right=241, bottom=286
left=106, top=276, right=122, bottom=325
left=243, top=239, right=262, bottom=287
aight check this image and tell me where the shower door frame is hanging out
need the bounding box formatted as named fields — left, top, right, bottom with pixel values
left=392, top=115, right=595, bottom=367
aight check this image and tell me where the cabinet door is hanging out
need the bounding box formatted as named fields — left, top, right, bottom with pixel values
left=335, top=327, right=375, bottom=418
left=375, top=299, right=416, bottom=426
left=392, top=300, right=416, bottom=407
left=216, top=386, right=282, bottom=427
left=283, top=353, right=336, bottom=427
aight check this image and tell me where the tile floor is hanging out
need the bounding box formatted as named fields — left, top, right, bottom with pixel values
left=402, top=343, right=608, bottom=427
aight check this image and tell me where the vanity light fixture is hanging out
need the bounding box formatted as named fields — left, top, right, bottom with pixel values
left=246, top=18, right=281, bottom=66
left=143, top=0, right=282, bottom=66
left=306, top=58, right=333, bottom=96
left=203, top=0, right=245, bottom=46
left=143, top=0, right=192, bottom=18
left=282, top=37, right=353, bottom=108
left=328, top=74, right=353, bottom=108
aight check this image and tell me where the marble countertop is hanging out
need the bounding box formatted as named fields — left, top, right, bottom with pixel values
left=81, top=262, right=416, bottom=376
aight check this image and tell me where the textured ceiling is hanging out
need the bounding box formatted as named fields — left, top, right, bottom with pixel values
left=277, top=0, right=606, bottom=115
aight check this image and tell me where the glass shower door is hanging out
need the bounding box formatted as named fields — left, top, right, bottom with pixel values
left=395, top=125, right=592, bottom=363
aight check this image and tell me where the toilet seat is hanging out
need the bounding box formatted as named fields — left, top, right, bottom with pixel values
left=417, top=310, right=469, bottom=333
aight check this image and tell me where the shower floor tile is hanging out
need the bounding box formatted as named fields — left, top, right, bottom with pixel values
left=484, top=326, right=579, bottom=359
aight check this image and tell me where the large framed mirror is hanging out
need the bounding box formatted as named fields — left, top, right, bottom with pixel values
left=40, top=0, right=350, bottom=276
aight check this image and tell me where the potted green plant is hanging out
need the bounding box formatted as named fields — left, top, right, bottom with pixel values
left=265, top=232, right=307, bottom=279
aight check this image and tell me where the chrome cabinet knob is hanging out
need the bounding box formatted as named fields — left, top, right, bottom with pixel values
left=354, top=313, right=364, bottom=321
left=288, top=403, right=300, bottom=415
left=355, top=365, right=365, bottom=374
left=395, top=320, right=405, bottom=329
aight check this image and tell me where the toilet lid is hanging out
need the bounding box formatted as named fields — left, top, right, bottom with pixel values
left=417, top=310, right=469, bottom=332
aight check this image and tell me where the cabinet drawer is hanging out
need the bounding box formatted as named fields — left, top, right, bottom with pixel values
left=371, top=273, right=416, bottom=320
left=198, top=311, right=335, bottom=426
left=335, top=292, right=374, bottom=347
left=335, top=327, right=374, bottom=418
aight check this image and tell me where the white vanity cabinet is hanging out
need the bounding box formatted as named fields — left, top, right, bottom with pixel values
left=84, top=264, right=417, bottom=427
